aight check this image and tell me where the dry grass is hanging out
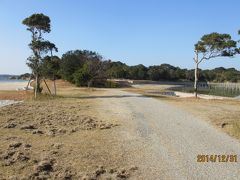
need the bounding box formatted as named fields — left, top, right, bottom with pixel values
left=0, top=80, right=136, bottom=179
left=0, top=91, right=33, bottom=101
left=39, top=79, right=106, bottom=98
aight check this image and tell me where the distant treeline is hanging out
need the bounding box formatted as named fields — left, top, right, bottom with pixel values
left=22, top=50, right=240, bottom=87
left=105, top=62, right=240, bottom=83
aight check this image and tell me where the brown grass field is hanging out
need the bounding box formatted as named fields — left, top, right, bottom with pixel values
left=0, top=80, right=137, bottom=179
left=0, top=80, right=239, bottom=179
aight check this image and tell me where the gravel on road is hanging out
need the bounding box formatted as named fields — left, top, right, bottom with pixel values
left=97, top=89, right=240, bottom=180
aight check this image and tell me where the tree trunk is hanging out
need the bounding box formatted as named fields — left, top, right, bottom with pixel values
left=194, top=51, right=199, bottom=98
left=194, top=63, right=198, bottom=98
left=87, top=80, right=92, bottom=88
left=34, top=74, right=38, bottom=99
left=51, top=50, right=56, bottom=96
left=34, top=74, right=43, bottom=98
left=26, top=74, right=32, bottom=91
left=53, top=76, right=57, bottom=96
left=43, top=79, right=52, bottom=95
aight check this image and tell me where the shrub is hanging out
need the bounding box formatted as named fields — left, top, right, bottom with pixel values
left=104, top=80, right=119, bottom=88
left=73, top=65, right=91, bottom=87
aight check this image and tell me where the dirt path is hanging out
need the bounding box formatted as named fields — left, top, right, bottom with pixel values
left=96, top=89, right=240, bottom=179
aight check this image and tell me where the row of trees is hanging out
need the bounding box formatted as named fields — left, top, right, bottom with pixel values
left=21, top=58, right=240, bottom=83
left=23, top=13, right=240, bottom=98
left=58, top=55, right=240, bottom=83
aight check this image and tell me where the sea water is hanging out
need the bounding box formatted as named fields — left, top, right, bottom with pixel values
left=0, top=75, right=28, bottom=83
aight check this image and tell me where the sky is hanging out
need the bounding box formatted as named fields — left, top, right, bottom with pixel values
left=0, top=0, right=240, bottom=74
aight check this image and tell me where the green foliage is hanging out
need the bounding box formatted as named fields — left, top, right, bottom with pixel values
left=41, top=56, right=61, bottom=80
left=107, top=61, right=129, bottom=79
left=128, top=64, right=148, bottom=80
left=22, top=13, right=51, bottom=36
left=60, top=50, right=101, bottom=82
left=73, top=64, right=91, bottom=87
left=60, top=50, right=109, bottom=87
left=29, top=40, right=57, bottom=57
left=148, top=64, right=186, bottom=81
left=23, top=13, right=58, bottom=96
left=195, top=32, right=238, bottom=59
left=104, top=80, right=119, bottom=88
left=59, top=48, right=240, bottom=84
left=18, top=73, right=31, bottom=80
left=147, top=66, right=163, bottom=80
left=202, top=67, right=240, bottom=82
left=56, top=46, right=240, bottom=87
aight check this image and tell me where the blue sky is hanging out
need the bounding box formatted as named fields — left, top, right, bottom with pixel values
left=0, top=0, right=239, bottom=74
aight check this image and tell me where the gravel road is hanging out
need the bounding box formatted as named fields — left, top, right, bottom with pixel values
left=97, top=89, right=240, bottom=180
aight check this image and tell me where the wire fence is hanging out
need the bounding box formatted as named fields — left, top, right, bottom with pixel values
left=169, top=82, right=240, bottom=97
left=207, top=83, right=240, bottom=97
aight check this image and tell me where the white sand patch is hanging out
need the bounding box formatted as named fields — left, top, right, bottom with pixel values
left=174, top=91, right=226, bottom=100
left=0, top=100, right=21, bottom=108
left=0, top=82, right=29, bottom=91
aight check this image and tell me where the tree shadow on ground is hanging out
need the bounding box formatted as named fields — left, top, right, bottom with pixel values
left=61, top=94, right=149, bottom=99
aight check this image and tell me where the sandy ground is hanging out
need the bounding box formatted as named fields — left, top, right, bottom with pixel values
left=0, top=82, right=239, bottom=179
left=0, top=82, right=28, bottom=91
left=0, top=87, right=138, bottom=179
left=174, top=91, right=225, bottom=99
